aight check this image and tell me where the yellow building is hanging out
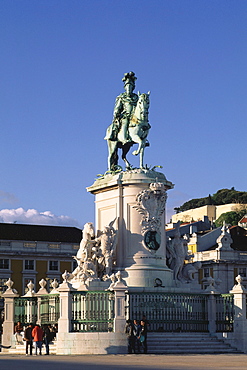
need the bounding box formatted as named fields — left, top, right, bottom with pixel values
left=0, top=223, right=81, bottom=310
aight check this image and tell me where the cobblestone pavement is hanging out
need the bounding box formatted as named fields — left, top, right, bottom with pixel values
left=0, top=354, right=247, bottom=370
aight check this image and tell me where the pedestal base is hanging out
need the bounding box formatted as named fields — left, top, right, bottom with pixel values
left=87, top=169, right=174, bottom=290
left=125, top=264, right=173, bottom=289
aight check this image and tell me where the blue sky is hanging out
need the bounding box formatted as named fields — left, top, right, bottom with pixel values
left=0, top=0, right=246, bottom=228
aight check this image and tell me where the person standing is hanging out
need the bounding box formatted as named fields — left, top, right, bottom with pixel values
left=32, top=324, right=43, bottom=355
left=139, top=320, right=148, bottom=354
left=43, top=324, right=52, bottom=355
left=125, top=320, right=135, bottom=354
left=24, top=323, right=33, bottom=356
left=133, top=319, right=141, bottom=353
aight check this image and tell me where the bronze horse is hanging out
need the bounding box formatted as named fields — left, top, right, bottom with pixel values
left=105, top=92, right=151, bottom=171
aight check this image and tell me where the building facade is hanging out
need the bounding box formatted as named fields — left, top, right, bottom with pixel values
left=0, top=223, right=81, bottom=312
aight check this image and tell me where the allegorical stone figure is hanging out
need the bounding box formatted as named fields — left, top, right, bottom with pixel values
left=95, top=224, right=118, bottom=278
left=166, top=222, right=191, bottom=281
left=70, top=220, right=118, bottom=282
left=105, top=71, right=138, bottom=145
left=76, top=222, right=95, bottom=260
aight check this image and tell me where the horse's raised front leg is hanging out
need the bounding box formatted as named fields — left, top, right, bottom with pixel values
left=131, top=135, right=142, bottom=156
left=122, top=143, right=133, bottom=170
left=133, top=136, right=146, bottom=158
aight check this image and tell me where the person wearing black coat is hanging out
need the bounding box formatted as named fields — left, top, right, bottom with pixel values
left=24, top=324, right=33, bottom=356
left=43, top=324, right=53, bottom=355
left=125, top=320, right=136, bottom=354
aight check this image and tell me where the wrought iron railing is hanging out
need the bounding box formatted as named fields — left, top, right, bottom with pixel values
left=14, top=297, right=37, bottom=324
left=40, top=294, right=60, bottom=325
left=126, top=292, right=209, bottom=332
left=215, top=294, right=234, bottom=332
left=71, top=291, right=115, bottom=332
left=12, top=290, right=235, bottom=334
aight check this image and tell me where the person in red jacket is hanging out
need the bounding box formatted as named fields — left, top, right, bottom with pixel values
left=32, top=324, right=44, bottom=355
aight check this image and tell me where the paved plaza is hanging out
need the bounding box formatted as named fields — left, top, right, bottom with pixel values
left=0, top=354, right=247, bottom=370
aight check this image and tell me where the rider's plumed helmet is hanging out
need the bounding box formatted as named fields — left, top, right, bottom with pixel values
left=122, top=71, right=137, bottom=87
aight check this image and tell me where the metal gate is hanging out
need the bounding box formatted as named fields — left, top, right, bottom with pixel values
left=215, top=294, right=234, bottom=332
left=71, top=291, right=115, bottom=332
left=126, top=292, right=209, bottom=332
left=14, top=297, right=37, bottom=324
left=40, top=294, right=60, bottom=325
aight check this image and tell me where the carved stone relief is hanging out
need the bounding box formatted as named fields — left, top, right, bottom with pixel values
left=134, top=180, right=167, bottom=252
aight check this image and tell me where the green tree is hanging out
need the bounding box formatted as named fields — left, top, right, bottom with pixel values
left=175, top=188, right=247, bottom=213
left=215, top=208, right=247, bottom=227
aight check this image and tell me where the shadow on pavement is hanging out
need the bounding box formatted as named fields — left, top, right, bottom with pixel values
left=1, top=353, right=247, bottom=370
left=0, top=355, right=190, bottom=370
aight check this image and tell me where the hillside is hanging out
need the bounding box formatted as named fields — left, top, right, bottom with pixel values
left=174, top=188, right=247, bottom=213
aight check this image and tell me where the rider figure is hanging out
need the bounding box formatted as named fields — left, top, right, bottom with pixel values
left=105, top=72, right=138, bottom=145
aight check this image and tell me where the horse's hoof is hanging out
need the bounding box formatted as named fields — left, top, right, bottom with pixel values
left=132, top=150, right=138, bottom=156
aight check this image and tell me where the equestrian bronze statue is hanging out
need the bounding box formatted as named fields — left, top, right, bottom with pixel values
left=105, top=72, right=150, bottom=171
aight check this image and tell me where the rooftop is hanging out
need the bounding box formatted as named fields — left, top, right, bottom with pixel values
left=0, top=223, right=81, bottom=243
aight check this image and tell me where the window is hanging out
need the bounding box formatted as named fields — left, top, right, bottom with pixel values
left=24, top=242, right=36, bottom=248
left=24, top=260, right=34, bottom=270
left=0, top=241, right=11, bottom=246
left=239, top=267, right=246, bottom=278
left=203, top=268, right=210, bottom=278
left=0, top=259, right=9, bottom=269
left=48, top=244, right=60, bottom=249
left=49, top=261, right=59, bottom=271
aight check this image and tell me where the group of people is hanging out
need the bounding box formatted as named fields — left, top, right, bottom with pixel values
left=14, top=321, right=57, bottom=356
left=125, top=317, right=148, bottom=354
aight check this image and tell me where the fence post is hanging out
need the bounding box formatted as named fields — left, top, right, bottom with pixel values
left=206, top=292, right=217, bottom=334
left=2, top=279, right=19, bottom=349
left=36, top=278, right=49, bottom=325
left=229, top=275, right=247, bottom=352
left=112, top=271, right=127, bottom=333
left=57, top=271, right=75, bottom=333
left=204, top=277, right=218, bottom=334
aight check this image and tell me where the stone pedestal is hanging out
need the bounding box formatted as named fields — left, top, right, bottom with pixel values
left=87, top=169, right=174, bottom=289
left=2, top=285, right=19, bottom=349
left=58, top=280, right=75, bottom=333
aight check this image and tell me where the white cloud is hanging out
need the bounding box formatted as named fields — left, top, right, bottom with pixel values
left=0, top=208, right=79, bottom=227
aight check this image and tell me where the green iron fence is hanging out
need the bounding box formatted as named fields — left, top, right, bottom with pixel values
left=126, top=292, right=209, bottom=332
left=215, top=294, right=234, bottom=332
left=40, top=294, right=60, bottom=325
left=71, top=291, right=115, bottom=332
left=14, top=297, right=37, bottom=324
left=13, top=290, right=235, bottom=333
